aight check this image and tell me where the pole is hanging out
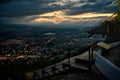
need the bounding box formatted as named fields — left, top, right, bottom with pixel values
left=119, top=0, right=120, bottom=10
left=116, top=0, right=120, bottom=20
left=88, top=49, right=91, bottom=80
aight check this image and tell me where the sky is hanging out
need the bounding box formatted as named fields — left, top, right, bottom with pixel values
left=0, top=0, right=117, bottom=28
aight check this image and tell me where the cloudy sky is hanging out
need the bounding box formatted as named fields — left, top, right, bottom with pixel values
left=0, top=0, right=117, bottom=28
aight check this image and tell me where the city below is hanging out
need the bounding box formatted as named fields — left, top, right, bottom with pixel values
left=0, top=25, right=105, bottom=79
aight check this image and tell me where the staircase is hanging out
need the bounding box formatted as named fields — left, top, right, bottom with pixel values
left=70, top=51, right=94, bottom=71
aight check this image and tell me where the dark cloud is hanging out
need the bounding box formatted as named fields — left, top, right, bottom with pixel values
left=66, top=0, right=117, bottom=15
left=0, top=0, right=55, bottom=4
left=0, top=0, right=12, bottom=4
left=0, top=0, right=59, bottom=17
left=0, top=0, right=117, bottom=24
left=0, top=0, right=116, bottom=17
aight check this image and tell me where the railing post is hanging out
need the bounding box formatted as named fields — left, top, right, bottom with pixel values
left=88, top=49, right=91, bottom=80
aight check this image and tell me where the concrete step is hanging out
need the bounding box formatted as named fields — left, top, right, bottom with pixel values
left=70, top=62, right=88, bottom=71
left=75, top=58, right=91, bottom=64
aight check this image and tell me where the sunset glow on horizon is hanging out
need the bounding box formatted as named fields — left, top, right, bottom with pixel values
left=34, top=11, right=113, bottom=24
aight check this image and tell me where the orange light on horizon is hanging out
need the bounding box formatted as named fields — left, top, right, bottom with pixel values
left=33, top=11, right=112, bottom=24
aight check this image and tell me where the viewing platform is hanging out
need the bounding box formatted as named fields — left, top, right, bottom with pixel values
left=95, top=42, right=120, bottom=80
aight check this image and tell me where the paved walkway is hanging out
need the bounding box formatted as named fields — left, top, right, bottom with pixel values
left=104, top=46, right=120, bottom=68
left=33, top=50, right=106, bottom=80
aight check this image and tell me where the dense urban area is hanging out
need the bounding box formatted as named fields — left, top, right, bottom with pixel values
left=0, top=25, right=105, bottom=68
